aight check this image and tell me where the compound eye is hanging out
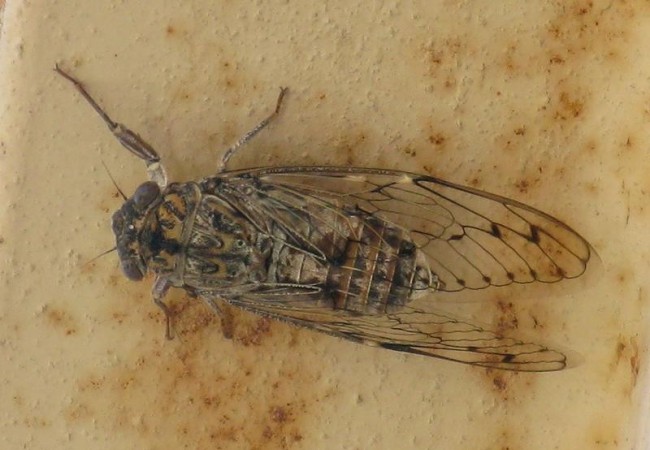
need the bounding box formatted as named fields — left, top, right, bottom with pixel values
left=121, top=259, right=144, bottom=281
left=133, top=181, right=160, bottom=209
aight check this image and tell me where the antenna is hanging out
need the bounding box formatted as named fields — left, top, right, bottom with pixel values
left=101, top=160, right=127, bottom=201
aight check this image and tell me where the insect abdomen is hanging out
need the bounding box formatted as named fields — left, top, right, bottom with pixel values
left=324, top=215, right=433, bottom=314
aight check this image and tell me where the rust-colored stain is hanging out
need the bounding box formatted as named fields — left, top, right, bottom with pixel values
left=421, top=37, right=464, bottom=91
left=27, top=2, right=648, bottom=449
left=554, top=91, right=585, bottom=120
left=66, top=290, right=323, bottom=448
left=491, top=373, right=508, bottom=393
left=402, top=147, right=417, bottom=158
left=494, top=300, right=519, bottom=335
left=164, top=22, right=190, bottom=39
left=60, top=66, right=323, bottom=446
left=332, top=132, right=368, bottom=165
left=612, top=334, right=642, bottom=395
left=41, top=305, right=78, bottom=336
left=234, top=316, right=272, bottom=347
left=63, top=139, right=317, bottom=447
left=513, top=178, right=531, bottom=194
left=427, top=132, right=447, bottom=147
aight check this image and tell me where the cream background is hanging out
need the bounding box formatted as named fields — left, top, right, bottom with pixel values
left=0, top=1, right=648, bottom=449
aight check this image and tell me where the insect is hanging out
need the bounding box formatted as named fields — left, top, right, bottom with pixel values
left=56, top=64, right=593, bottom=372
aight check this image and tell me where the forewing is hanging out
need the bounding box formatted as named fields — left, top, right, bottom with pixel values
left=205, top=292, right=565, bottom=372
left=223, top=167, right=593, bottom=292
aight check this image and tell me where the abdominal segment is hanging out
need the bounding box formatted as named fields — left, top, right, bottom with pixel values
left=266, top=211, right=434, bottom=315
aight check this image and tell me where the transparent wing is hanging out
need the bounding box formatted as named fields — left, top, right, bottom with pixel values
left=220, top=166, right=594, bottom=292
left=202, top=292, right=565, bottom=372
left=196, top=166, right=593, bottom=371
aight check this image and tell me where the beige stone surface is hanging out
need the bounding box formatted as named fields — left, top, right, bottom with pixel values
left=0, top=1, right=648, bottom=449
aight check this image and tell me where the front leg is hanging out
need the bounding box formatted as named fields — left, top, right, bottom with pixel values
left=152, top=276, right=174, bottom=339
left=55, top=64, right=168, bottom=187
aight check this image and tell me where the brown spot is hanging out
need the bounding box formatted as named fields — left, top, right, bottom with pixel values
left=583, top=139, right=598, bottom=156
left=428, top=132, right=447, bottom=146
left=480, top=368, right=518, bottom=402
left=501, top=44, right=520, bottom=73
left=492, top=374, right=507, bottom=392
left=629, top=342, right=640, bottom=387
left=555, top=91, right=584, bottom=120
left=513, top=174, right=541, bottom=195
left=495, top=300, right=519, bottom=334
left=165, top=25, right=175, bottom=35
left=576, top=1, right=593, bottom=16
left=589, top=416, right=623, bottom=448
left=171, top=297, right=220, bottom=337
left=22, top=416, right=51, bottom=428
left=514, top=179, right=529, bottom=194
left=529, top=314, right=541, bottom=329
left=78, top=374, right=105, bottom=392
left=64, top=402, right=93, bottom=423
left=552, top=265, right=567, bottom=279
left=42, top=306, right=78, bottom=336
left=235, top=316, right=272, bottom=347
left=12, top=394, right=24, bottom=407
left=111, top=311, right=128, bottom=325
left=427, top=49, right=443, bottom=66
left=270, top=405, right=290, bottom=423
left=513, top=127, right=526, bottom=136
left=332, top=132, right=368, bottom=165
left=421, top=38, right=464, bottom=89
left=615, top=340, right=625, bottom=362
left=403, top=147, right=417, bottom=158
left=612, top=335, right=641, bottom=391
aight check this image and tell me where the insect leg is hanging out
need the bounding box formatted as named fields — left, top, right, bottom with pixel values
left=203, top=298, right=235, bottom=339
left=218, top=87, right=288, bottom=172
left=54, top=64, right=168, bottom=187
left=152, top=276, right=174, bottom=340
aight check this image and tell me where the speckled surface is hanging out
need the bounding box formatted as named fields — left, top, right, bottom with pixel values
left=0, top=1, right=649, bottom=449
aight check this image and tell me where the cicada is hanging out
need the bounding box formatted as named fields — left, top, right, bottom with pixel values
left=56, top=65, right=593, bottom=372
